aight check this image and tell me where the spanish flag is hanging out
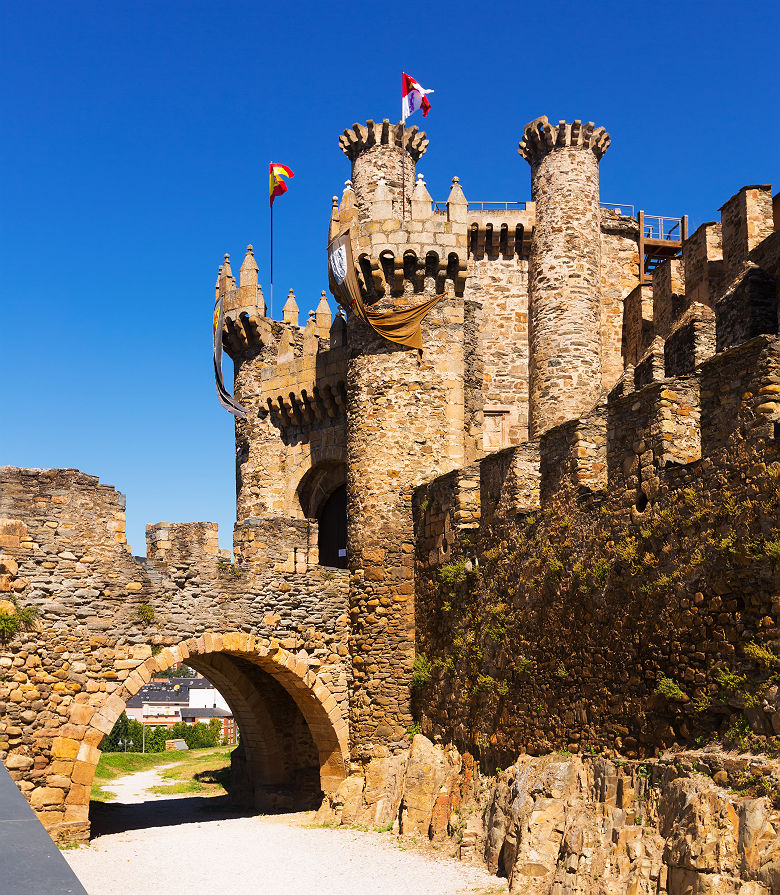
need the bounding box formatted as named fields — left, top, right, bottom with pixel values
left=270, top=162, right=294, bottom=207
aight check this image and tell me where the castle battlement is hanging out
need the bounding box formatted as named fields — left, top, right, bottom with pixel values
left=518, top=116, right=611, bottom=164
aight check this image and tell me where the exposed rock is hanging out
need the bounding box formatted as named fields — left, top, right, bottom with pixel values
left=319, top=742, right=780, bottom=895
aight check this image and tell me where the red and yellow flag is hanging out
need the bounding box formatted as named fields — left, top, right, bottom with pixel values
left=269, top=162, right=294, bottom=207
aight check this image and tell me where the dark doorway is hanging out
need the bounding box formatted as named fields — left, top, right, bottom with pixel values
left=318, top=484, right=347, bottom=568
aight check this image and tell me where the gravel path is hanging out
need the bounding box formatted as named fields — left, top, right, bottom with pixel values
left=65, top=768, right=506, bottom=895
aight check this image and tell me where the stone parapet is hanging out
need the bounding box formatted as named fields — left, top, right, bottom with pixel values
left=622, top=283, right=654, bottom=368
left=652, top=258, right=686, bottom=340
left=719, top=184, right=774, bottom=280
left=682, top=221, right=725, bottom=309
left=607, top=379, right=701, bottom=517
left=518, top=117, right=611, bottom=165
left=146, top=522, right=221, bottom=564
left=663, top=303, right=716, bottom=377
left=233, top=516, right=317, bottom=571
left=540, top=404, right=608, bottom=503
left=715, top=265, right=778, bottom=353
left=700, top=334, right=780, bottom=457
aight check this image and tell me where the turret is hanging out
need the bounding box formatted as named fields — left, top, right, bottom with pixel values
left=519, top=117, right=610, bottom=437
left=338, top=119, right=428, bottom=220
left=337, top=119, right=467, bottom=754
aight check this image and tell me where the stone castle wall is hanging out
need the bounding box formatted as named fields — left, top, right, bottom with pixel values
left=410, top=189, right=780, bottom=761
left=0, top=466, right=350, bottom=840
left=346, top=285, right=467, bottom=750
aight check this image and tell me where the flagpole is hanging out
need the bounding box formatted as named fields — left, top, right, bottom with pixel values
left=270, top=201, right=274, bottom=319
left=401, top=88, right=406, bottom=221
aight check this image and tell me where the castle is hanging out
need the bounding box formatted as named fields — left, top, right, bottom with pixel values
left=1, top=114, right=778, bottom=843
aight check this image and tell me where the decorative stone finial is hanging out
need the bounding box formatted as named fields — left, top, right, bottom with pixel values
left=446, top=175, right=468, bottom=223
left=315, top=290, right=332, bottom=338
left=411, top=171, right=433, bottom=220
left=282, top=289, right=299, bottom=327
left=218, top=253, right=235, bottom=296
left=518, top=116, right=610, bottom=165
left=240, top=244, right=259, bottom=287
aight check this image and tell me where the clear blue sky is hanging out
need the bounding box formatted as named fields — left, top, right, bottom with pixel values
left=2, top=0, right=778, bottom=555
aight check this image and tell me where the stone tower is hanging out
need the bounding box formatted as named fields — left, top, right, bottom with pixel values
left=338, top=120, right=467, bottom=751
left=338, top=119, right=428, bottom=222
left=519, top=117, right=611, bottom=437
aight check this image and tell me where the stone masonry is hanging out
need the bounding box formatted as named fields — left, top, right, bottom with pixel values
left=2, top=110, right=779, bottom=853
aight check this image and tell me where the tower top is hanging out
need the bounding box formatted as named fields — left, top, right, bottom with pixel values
left=339, top=119, right=429, bottom=163
left=518, top=116, right=610, bottom=166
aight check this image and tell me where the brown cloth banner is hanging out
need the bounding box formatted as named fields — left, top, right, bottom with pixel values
left=327, top=229, right=442, bottom=351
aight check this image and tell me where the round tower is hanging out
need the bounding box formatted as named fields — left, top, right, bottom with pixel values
left=339, top=119, right=428, bottom=221
left=336, top=120, right=468, bottom=753
left=519, top=117, right=611, bottom=438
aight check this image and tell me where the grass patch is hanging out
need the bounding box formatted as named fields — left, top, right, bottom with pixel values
left=91, top=746, right=234, bottom=802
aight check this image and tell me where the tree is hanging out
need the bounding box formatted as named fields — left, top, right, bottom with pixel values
left=168, top=720, right=221, bottom=749
left=102, top=712, right=168, bottom=753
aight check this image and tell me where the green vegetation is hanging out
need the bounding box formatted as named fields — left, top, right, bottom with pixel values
left=744, top=641, right=779, bottom=668
left=103, top=711, right=226, bottom=754
left=91, top=746, right=234, bottom=801
left=136, top=602, right=155, bottom=624
left=656, top=676, right=686, bottom=702
left=411, top=653, right=433, bottom=690
left=0, top=596, right=39, bottom=643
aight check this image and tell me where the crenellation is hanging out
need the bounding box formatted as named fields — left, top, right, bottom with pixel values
left=606, top=376, right=702, bottom=517
left=652, top=258, right=686, bottom=340
left=682, top=220, right=725, bottom=309
left=663, top=302, right=716, bottom=377
left=539, top=404, right=608, bottom=502
left=634, top=336, right=667, bottom=388
left=715, top=263, right=778, bottom=352
left=621, top=283, right=654, bottom=368
left=719, top=184, right=774, bottom=280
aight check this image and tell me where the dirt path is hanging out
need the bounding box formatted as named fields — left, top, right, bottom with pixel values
left=65, top=768, right=506, bottom=895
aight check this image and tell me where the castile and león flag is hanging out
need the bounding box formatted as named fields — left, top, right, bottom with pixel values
left=401, top=72, right=433, bottom=121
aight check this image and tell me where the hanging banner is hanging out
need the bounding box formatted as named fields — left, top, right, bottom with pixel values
left=327, top=229, right=442, bottom=351
left=213, top=293, right=248, bottom=419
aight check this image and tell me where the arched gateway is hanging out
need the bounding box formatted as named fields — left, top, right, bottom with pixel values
left=64, top=633, right=348, bottom=834
left=0, top=466, right=351, bottom=843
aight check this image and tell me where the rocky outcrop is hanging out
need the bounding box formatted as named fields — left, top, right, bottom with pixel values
left=318, top=737, right=780, bottom=895
left=316, top=735, right=476, bottom=836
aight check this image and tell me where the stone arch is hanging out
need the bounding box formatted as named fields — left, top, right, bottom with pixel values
left=296, top=460, right=348, bottom=568
left=296, top=459, right=347, bottom=519
left=62, top=632, right=348, bottom=837
left=284, top=444, right=347, bottom=520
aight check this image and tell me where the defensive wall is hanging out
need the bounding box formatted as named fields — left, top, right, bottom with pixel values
left=3, top=111, right=780, bottom=846
left=0, top=466, right=350, bottom=841
left=412, top=181, right=780, bottom=765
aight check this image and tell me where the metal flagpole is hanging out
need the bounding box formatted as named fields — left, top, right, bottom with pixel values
left=270, top=202, right=274, bottom=319
left=401, top=96, right=406, bottom=221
